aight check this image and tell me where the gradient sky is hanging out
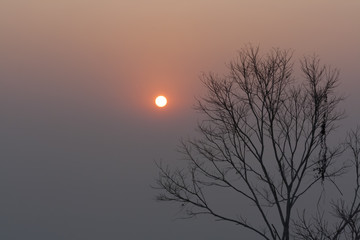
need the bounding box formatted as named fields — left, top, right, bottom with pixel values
left=1, top=1, right=360, bottom=239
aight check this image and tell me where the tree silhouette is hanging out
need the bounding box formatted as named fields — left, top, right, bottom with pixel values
left=293, top=127, right=360, bottom=240
left=154, top=46, right=359, bottom=239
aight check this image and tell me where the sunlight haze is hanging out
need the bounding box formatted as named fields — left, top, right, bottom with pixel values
left=0, top=0, right=359, bottom=239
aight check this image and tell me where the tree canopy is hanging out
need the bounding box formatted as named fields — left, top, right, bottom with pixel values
left=155, top=46, right=360, bottom=240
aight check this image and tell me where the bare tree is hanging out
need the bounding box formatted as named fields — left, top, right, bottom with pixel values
left=294, top=127, right=360, bottom=240
left=154, top=46, right=346, bottom=240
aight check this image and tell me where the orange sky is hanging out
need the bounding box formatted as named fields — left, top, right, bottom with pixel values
left=2, top=0, right=359, bottom=119
left=1, top=1, right=359, bottom=239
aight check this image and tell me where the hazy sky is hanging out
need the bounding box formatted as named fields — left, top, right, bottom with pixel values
left=1, top=1, right=359, bottom=239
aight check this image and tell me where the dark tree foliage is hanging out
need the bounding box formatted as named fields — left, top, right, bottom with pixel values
left=155, top=46, right=359, bottom=239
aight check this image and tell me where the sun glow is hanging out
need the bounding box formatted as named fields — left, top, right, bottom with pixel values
left=155, top=96, right=167, bottom=108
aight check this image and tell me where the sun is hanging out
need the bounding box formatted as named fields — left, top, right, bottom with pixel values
left=155, top=95, right=167, bottom=108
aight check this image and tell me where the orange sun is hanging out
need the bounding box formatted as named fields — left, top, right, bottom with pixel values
left=155, top=95, right=167, bottom=108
